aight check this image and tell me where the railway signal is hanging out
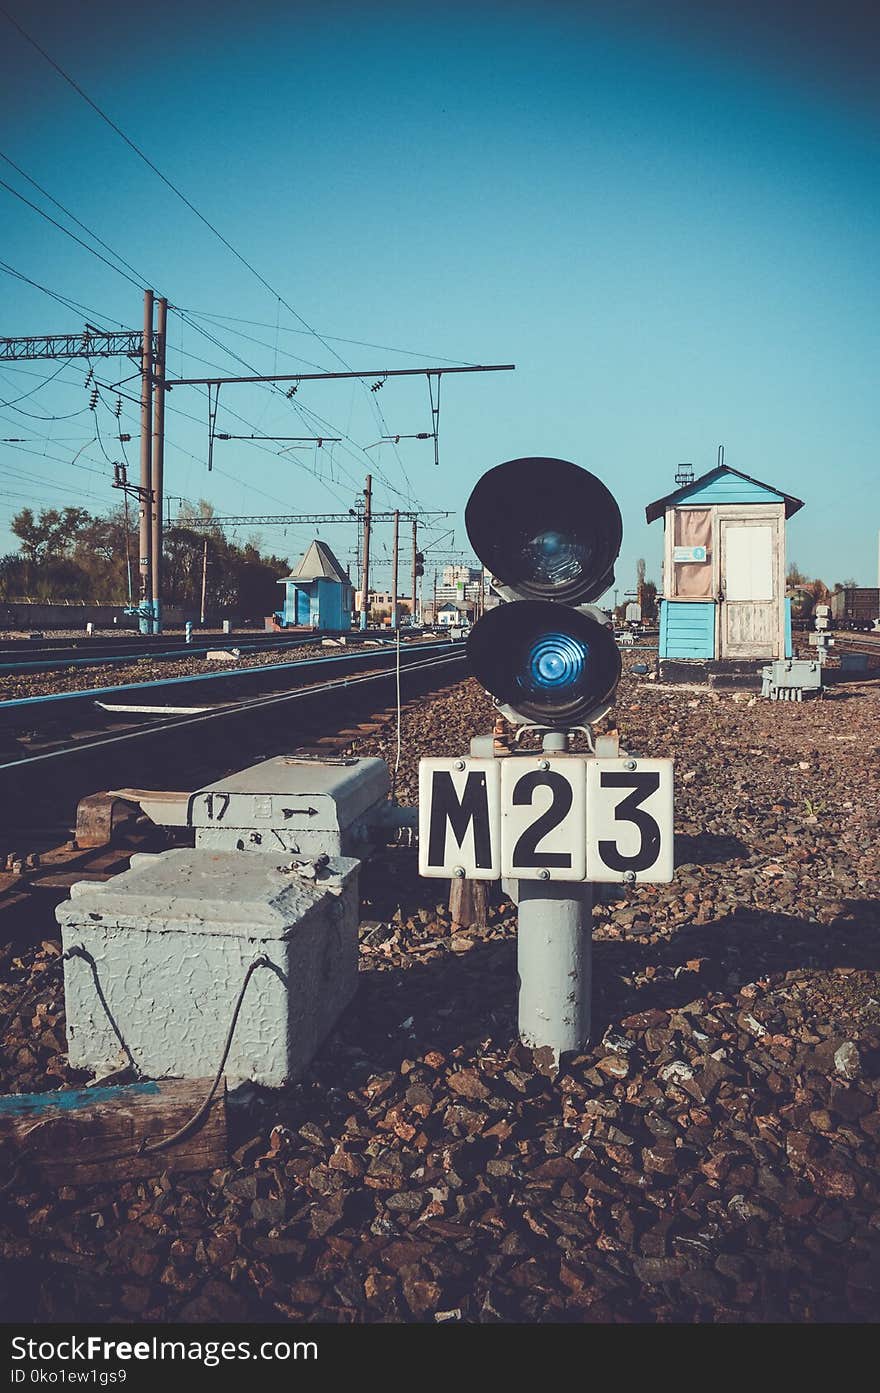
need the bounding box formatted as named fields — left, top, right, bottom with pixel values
left=464, top=456, right=623, bottom=727
left=418, top=455, right=675, bottom=1062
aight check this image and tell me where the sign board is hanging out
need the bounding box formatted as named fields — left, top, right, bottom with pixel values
left=417, top=759, right=501, bottom=879
left=419, top=756, right=674, bottom=883
left=673, top=545, right=707, bottom=563
left=500, top=757, right=586, bottom=881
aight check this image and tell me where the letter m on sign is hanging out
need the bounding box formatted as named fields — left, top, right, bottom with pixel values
left=418, top=758, right=501, bottom=879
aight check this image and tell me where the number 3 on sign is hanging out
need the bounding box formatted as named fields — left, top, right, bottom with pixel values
left=586, top=758, right=674, bottom=883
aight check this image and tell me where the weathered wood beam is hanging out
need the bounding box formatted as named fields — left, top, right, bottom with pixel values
left=0, top=1079, right=227, bottom=1185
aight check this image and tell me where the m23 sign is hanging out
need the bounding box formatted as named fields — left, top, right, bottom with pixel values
left=418, top=757, right=674, bottom=883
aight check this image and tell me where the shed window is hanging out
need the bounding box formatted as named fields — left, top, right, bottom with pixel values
left=672, top=509, right=713, bottom=598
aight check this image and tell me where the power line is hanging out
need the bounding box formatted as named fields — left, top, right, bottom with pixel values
left=0, top=173, right=426, bottom=508
left=0, top=176, right=145, bottom=292
left=0, top=9, right=350, bottom=367
left=180, top=307, right=478, bottom=369
left=0, top=357, right=75, bottom=408
left=0, top=8, right=445, bottom=490
left=0, top=259, right=124, bottom=327
left=0, top=148, right=149, bottom=291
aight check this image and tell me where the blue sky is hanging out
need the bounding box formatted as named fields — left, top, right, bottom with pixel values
left=1, top=0, right=877, bottom=594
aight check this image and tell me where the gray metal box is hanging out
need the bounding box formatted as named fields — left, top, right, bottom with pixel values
left=189, top=755, right=391, bottom=857
left=761, top=658, right=822, bottom=700
left=57, top=848, right=360, bottom=1087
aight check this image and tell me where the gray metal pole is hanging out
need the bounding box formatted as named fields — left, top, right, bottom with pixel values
left=517, top=882, right=593, bottom=1062
left=515, top=727, right=594, bottom=1064
left=138, top=289, right=154, bottom=635
left=150, top=297, right=167, bottom=635
left=359, top=474, right=372, bottom=631
left=391, top=509, right=399, bottom=630
left=411, top=518, right=418, bottom=627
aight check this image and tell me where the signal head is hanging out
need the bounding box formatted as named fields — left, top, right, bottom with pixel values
left=465, top=457, right=622, bottom=606
left=467, top=600, right=621, bottom=726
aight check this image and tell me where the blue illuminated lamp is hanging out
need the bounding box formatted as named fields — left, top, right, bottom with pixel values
left=468, top=600, right=620, bottom=724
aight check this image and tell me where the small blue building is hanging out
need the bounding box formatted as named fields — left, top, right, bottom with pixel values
left=646, top=465, right=803, bottom=664
left=276, top=539, right=353, bottom=632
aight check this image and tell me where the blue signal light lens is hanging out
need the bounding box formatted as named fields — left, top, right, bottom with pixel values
left=524, top=633, right=587, bottom=693
left=467, top=600, right=621, bottom=725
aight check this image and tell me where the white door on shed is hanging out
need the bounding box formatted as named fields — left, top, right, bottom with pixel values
left=720, top=518, right=778, bottom=658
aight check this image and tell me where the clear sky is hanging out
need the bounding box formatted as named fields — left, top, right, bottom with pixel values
left=1, top=0, right=877, bottom=595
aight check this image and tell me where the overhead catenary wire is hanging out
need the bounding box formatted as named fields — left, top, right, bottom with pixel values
left=0, top=11, right=437, bottom=499
left=0, top=181, right=395, bottom=512
left=0, top=357, right=78, bottom=409
left=0, top=259, right=125, bottom=328
left=0, top=177, right=146, bottom=294
left=0, top=148, right=150, bottom=292
left=0, top=177, right=431, bottom=518
left=180, top=308, right=480, bottom=367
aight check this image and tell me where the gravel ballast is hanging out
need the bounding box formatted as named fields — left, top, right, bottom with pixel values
left=0, top=667, right=878, bottom=1323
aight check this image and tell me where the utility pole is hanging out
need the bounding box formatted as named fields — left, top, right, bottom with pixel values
left=411, top=519, right=419, bottom=628
left=432, top=568, right=438, bottom=628
left=360, top=475, right=372, bottom=631
left=391, top=509, right=400, bottom=630
left=138, top=289, right=154, bottom=636
left=150, top=297, right=167, bottom=634
left=200, top=537, right=208, bottom=626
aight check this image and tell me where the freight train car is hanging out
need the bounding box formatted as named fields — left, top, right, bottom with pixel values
left=831, top=587, right=880, bottom=631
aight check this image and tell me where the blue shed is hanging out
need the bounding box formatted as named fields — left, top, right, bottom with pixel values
left=277, top=540, right=353, bottom=632
left=646, top=464, right=803, bottom=664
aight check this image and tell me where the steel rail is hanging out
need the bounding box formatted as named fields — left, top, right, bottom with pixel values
left=0, top=631, right=357, bottom=676
left=0, top=648, right=467, bottom=774
left=0, top=638, right=447, bottom=717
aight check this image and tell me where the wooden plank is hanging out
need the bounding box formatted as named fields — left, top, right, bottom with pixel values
left=0, top=1078, right=227, bottom=1185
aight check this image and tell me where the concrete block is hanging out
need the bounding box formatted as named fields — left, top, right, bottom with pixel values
left=56, top=848, right=360, bottom=1087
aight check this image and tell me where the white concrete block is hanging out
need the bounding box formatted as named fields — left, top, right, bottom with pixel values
left=56, top=848, right=360, bottom=1088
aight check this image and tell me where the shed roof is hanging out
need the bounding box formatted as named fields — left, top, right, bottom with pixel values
left=278, top=539, right=351, bottom=585
left=645, top=465, right=804, bottom=524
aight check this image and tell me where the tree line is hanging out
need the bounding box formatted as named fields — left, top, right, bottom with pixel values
left=0, top=503, right=291, bottom=618
left=786, top=564, right=859, bottom=600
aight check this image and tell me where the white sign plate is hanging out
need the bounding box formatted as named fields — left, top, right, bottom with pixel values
left=419, top=756, right=674, bottom=883
left=500, top=757, right=586, bottom=881
left=418, top=758, right=501, bottom=879
left=585, top=758, right=674, bottom=883
left=673, top=545, right=707, bottom=563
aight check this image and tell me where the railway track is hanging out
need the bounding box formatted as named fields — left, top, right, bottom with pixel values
left=834, top=630, right=880, bottom=655
left=0, top=642, right=468, bottom=924
left=0, top=636, right=447, bottom=741
left=0, top=629, right=398, bottom=677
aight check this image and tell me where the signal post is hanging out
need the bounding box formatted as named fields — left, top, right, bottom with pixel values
left=419, top=457, right=674, bottom=1064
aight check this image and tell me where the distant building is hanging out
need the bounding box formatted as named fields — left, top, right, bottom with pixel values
left=434, top=566, right=489, bottom=608
left=435, top=601, right=473, bottom=627
left=353, top=591, right=413, bottom=620
left=276, top=540, right=353, bottom=631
